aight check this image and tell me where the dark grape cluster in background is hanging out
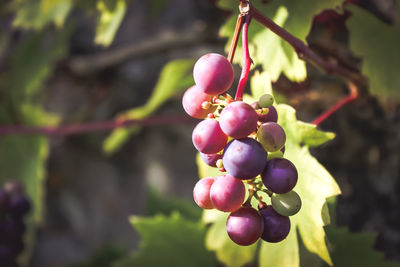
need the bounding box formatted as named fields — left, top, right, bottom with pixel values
left=0, top=182, right=31, bottom=267
left=183, top=53, right=302, bottom=246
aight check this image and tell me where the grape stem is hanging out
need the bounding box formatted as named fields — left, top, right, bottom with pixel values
left=0, top=114, right=195, bottom=136
left=312, top=82, right=359, bottom=125
left=227, top=15, right=245, bottom=64
left=234, top=13, right=252, bottom=101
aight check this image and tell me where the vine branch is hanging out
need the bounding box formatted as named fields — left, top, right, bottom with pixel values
left=250, top=4, right=366, bottom=86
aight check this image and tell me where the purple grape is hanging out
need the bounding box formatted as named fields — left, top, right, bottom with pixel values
left=222, top=138, right=267, bottom=180
left=182, top=85, right=217, bottom=119
left=259, top=205, right=290, bottom=243
left=210, top=175, right=245, bottom=212
left=192, top=119, right=227, bottom=154
left=0, top=244, right=13, bottom=260
left=219, top=101, right=258, bottom=139
left=226, top=206, right=264, bottom=246
left=193, top=177, right=215, bottom=209
left=193, top=53, right=234, bottom=95
left=200, top=152, right=222, bottom=167
left=0, top=189, right=9, bottom=213
left=259, top=106, right=278, bottom=123
left=261, top=158, right=298, bottom=194
left=0, top=219, right=24, bottom=242
left=7, top=194, right=31, bottom=217
left=257, top=122, right=286, bottom=152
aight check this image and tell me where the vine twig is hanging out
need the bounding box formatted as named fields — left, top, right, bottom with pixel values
left=312, top=82, right=359, bottom=125
left=235, top=13, right=252, bottom=101
left=227, top=15, right=245, bottom=63
left=250, top=4, right=366, bottom=86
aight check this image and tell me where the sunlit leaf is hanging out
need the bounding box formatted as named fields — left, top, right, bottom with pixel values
left=95, top=0, right=127, bottom=46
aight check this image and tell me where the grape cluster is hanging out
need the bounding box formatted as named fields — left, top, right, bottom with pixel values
left=0, top=182, right=31, bottom=267
left=183, top=53, right=302, bottom=246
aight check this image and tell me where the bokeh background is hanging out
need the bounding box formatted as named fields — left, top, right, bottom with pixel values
left=0, top=0, right=399, bottom=266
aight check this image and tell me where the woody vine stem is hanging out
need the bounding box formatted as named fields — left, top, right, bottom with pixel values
left=0, top=0, right=365, bottom=136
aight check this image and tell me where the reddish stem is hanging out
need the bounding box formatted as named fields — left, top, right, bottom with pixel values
left=228, top=15, right=245, bottom=64
left=312, top=83, right=359, bottom=125
left=0, top=114, right=195, bottom=136
left=235, top=14, right=252, bottom=101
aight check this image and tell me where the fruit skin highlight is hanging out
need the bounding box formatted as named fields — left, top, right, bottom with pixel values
left=261, top=158, right=298, bottom=194
left=193, top=177, right=215, bottom=209
left=210, top=175, right=245, bottom=212
left=182, top=85, right=217, bottom=119
left=193, top=53, right=234, bottom=95
left=192, top=119, right=227, bottom=154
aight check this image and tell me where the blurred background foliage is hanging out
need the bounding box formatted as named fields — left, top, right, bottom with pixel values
left=0, top=0, right=399, bottom=266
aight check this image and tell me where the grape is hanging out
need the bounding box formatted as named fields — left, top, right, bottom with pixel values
left=259, top=106, right=278, bottom=123
left=259, top=205, right=291, bottom=243
left=192, top=119, right=227, bottom=154
left=222, top=138, right=267, bottom=180
left=0, top=189, right=9, bottom=213
left=7, top=194, right=31, bottom=217
left=182, top=85, right=217, bottom=119
left=271, top=191, right=302, bottom=216
left=200, top=152, right=222, bottom=167
left=226, top=207, right=264, bottom=246
left=257, top=122, right=286, bottom=152
left=193, top=53, right=234, bottom=95
left=219, top=101, right=258, bottom=139
left=259, top=94, right=274, bottom=108
left=193, top=177, right=215, bottom=209
left=210, top=175, right=245, bottom=212
left=261, top=158, right=298, bottom=194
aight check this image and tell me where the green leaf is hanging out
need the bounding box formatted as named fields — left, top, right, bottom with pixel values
left=146, top=187, right=202, bottom=221
left=250, top=70, right=273, bottom=100
left=103, top=58, right=195, bottom=154
left=218, top=0, right=343, bottom=82
left=326, top=226, right=400, bottom=267
left=272, top=104, right=340, bottom=266
left=115, top=212, right=217, bottom=267
left=5, top=26, right=73, bottom=108
left=346, top=4, right=400, bottom=101
left=13, top=0, right=72, bottom=30
left=95, top=0, right=127, bottom=46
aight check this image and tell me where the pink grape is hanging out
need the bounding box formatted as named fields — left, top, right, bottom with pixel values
left=193, top=177, right=215, bottom=209
left=226, top=206, right=264, bottom=246
left=219, top=101, right=258, bottom=139
left=259, top=205, right=290, bottom=242
left=200, top=152, right=222, bottom=167
left=210, top=175, right=245, bottom=212
left=182, top=85, right=217, bottom=119
left=192, top=119, right=227, bottom=154
left=193, top=53, right=234, bottom=95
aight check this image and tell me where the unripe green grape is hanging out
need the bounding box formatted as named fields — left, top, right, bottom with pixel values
left=259, top=94, right=274, bottom=108
left=271, top=191, right=302, bottom=216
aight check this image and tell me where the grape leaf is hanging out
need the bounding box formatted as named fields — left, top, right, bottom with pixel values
left=218, top=0, right=343, bottom=82
left=95, top=0, right=127, bottom=46
left=114, top=212, right=217, bottom=267
left=13, top=0, right=72, bottom=30
left=146, top=187, right=202, bottom=221
left=326, top=226, right=400, bottom=267
left=346, top=4, right=400, bottom=101
left=103, top=59, right=195, bottom=154
left=196, top=104, right=340, bottom=267
left=271, top=104, right=340, bottom=266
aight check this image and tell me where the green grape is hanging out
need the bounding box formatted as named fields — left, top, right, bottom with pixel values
left=259, top=94, right=274, bottom=108
left=271, top=191, right=302, bottom=216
